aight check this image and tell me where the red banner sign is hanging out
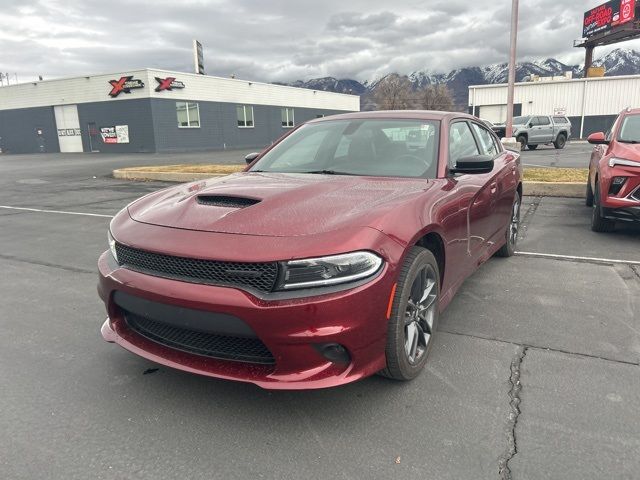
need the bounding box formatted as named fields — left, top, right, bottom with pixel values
left=583, top=0, right=636, bottom=38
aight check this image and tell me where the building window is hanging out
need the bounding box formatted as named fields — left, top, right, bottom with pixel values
left=281, top=107, right=295, bottom=128
left=237, top=105, right=254, bottom=128
left=176, top=101, right=200, bottom=128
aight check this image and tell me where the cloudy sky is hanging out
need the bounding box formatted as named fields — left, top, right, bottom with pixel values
left=1, top=0, right=639, bottom=83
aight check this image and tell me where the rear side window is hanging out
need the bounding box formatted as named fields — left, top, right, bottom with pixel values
left=553, top=116, right=568, bottom=124
left=471, top=123, right=499, bottom=157
left=537, top=116, right=551, bottom=126
left=449, top=122, right=480, bottom=167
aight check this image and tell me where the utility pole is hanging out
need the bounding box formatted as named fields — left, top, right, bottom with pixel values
left=503, top=0, right=520, bottom=151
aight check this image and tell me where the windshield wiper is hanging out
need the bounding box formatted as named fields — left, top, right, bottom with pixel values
left=301, top=170, right=357, bottom=175
left=618, top=140, right=640, bottom=144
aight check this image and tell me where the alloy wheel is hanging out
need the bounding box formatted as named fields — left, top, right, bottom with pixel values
left=509, top=197, right=520, bottom=246
left=404, top=265, right=437, bottom=364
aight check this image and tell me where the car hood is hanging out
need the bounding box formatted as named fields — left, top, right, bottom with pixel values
left=127, top=172, right=434, bottom=237
left=613, top=143, right=640, bottom=162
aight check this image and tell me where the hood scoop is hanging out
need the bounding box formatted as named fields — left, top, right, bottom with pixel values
left=196, top=195, right=261, bottom=209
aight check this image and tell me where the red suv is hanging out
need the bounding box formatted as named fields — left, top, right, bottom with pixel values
left=587, top=108, right=640, bottom=232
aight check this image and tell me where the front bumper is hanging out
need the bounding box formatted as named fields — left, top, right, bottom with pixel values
left=601, top=206, right=640, bottom=223
left=98, top=244, right=400, bottom=389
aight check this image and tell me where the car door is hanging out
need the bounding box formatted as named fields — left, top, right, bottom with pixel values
left=536, top=116, right=554, bottom=143
left=527, top=116, right=540, bottom=143
left=448, top=120, right=498, bottom=266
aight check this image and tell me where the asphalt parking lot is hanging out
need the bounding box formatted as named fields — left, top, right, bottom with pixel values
left=1, top=152, right=638, bottom=480
left=519, top=141, right=592, bottom=169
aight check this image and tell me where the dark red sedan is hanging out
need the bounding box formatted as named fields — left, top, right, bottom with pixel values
left=99, top=111, right=522, bottom=389
left=586, top=108, right=640, bottom=232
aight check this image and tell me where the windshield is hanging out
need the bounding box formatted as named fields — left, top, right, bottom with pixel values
left=250, top=119, right=440, bottom=178
left=512, top=116, right=530, bottom=125
left=618, top=114, right=640, bottom=143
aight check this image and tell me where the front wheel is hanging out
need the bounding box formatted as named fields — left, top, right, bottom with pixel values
left=591, top=182, right=615, bottom=232
left=496, top=191, right=521, bottom=257
left=380, top=247, right=440, bottom=381
left=516, top=135, right=527, bottom=151
left=585, top=180, right=594, bottom=207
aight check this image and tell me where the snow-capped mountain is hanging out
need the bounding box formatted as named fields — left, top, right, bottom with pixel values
left=277, top=48, right=640, bottom=109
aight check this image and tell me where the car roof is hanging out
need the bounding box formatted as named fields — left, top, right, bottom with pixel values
left=308, top=110, right=477, bottom=124
left=622, top=107, right=640, bottom=115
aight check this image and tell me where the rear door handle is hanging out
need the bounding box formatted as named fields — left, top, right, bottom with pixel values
left=490, top=182, right=498, bottom=194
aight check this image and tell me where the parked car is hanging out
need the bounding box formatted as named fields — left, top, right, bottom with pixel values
left=586, top=108, right=640, bottom=232
left=98, top=111, right=523, bottom=389
left=493, top=115, right=571, bottom=151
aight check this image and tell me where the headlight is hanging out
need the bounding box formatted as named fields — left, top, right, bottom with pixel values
left=107, top=230, right=118, bottom=262
left=276, top=251, right=383, bottom=290
left=609, top=157, right=640, bottom=168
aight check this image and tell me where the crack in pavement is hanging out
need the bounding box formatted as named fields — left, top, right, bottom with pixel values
left=439, top=329, right=640, bottom=367
left=498, top=345, right=527, bottom=480
left=518, top=196, right=542, bottom=241
left=0, top=253, right=96, bottom=275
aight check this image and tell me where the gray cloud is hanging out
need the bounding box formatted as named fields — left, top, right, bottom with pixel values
left=0, top=0, right=638, bottom=84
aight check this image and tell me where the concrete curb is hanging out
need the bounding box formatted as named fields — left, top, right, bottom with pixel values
left=523, top=182, right=585, bottom=198
left=114, top=169, right=587, bottom=198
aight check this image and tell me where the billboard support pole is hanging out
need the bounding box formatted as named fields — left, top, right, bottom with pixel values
left=584, top=46, right=594, bottom=78
left=503, top=0, right=520, bottom=151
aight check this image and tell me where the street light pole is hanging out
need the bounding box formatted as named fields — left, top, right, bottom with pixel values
left=504, top=0, right=520, bottom=151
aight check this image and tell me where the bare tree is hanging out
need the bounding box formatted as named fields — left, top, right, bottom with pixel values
left=418, top=84, right=454, bottom=111
left=372, top=74, right=414, bottom=110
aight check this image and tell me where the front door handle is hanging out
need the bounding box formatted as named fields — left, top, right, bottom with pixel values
left=490, top=182, right=498, bottom=194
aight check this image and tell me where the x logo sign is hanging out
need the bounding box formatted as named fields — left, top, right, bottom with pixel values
left=155, top=77, right=184, bottom=92
left=108, top=76, right=130, bottom=97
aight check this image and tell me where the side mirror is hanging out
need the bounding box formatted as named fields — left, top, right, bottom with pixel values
left=451, top=155, right=494, bottom=175
left=245, top=152, right=260, bottom=165
left=587, top=132, right=609, bottom=145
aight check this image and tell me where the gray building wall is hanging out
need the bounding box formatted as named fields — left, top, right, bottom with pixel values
left=77, top=99, right=156, bottom=153
left=151, top=98, right=345, bottom=153
left=0, top=106, right=60, bottom=154
left=0, top=98, right=351, bottom=154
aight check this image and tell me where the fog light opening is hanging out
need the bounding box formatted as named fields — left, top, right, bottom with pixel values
left=315, top=343, right=351, bottom=364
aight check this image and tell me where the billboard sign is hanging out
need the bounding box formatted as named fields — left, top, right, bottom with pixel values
left=583, top=0, right=636, bottom=38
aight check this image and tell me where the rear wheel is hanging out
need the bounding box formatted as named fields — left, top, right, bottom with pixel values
left=496, top=191, right=521, bottom=257
left=380, top=247, right=439, bottom=381
left=527, top=144, right=538, bottom=150
left=591, top=182, right=615, bottom=232
left=554, top=134, right=567, bottom=149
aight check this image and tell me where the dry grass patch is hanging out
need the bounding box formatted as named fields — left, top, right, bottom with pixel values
left=120, top=164, right=245, bottom=174
left=523, top=167, right=588, bottom=183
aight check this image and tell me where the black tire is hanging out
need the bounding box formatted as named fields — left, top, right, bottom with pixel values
left=496, top=191, right=521, bottom=257
left=591, top=182, right=615, bottom=232
left=527, top=144, right=538, bottom=150
left=516, top=135, right=527, bottom=151
left=585, top=179, right=594, bottom=207
left=553, top=133, right=567, bottom=149
left=380, top=247, right=440, bottom=381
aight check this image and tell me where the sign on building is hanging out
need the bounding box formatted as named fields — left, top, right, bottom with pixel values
left=100, top=125, right=130, bottom=144
left=155, top=77, right=185, bottom=92
left=193, top=40, right=205, bottom=75
left=108, top=76, right=145, bottom=97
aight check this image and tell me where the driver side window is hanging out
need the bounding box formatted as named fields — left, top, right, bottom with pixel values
left=449, top=122, right=480, bottom=168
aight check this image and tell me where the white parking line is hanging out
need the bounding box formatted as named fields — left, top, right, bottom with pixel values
left=516, top=251, right=640, bottom=266
left=0, top=205, right=114, bottom=218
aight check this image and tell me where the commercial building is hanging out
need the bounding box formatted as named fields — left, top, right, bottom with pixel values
left=0, top=69, right=360, bottom=154
left=468, top=74, right=640, bottom=138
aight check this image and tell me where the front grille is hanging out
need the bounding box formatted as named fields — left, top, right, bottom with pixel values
left=115, top=243, right=279, bottom=293
left=196, top=195, right=260, bottom=208
left=125, top=312, right=275, bottom=364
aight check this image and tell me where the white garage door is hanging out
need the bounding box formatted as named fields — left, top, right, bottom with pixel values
left=54, top=105, right=83, bottom=153
left=479, top=105, right=508, bottom=124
